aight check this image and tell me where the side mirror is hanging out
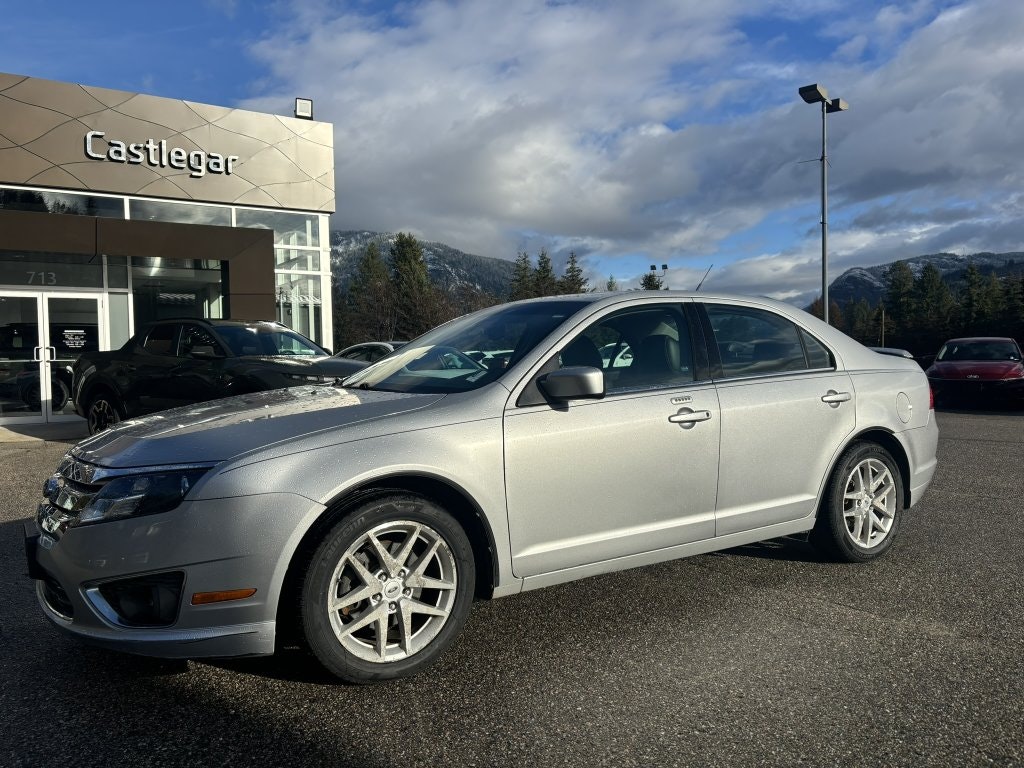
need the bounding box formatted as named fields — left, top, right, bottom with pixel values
left=537, top=366, right=605, bottom=402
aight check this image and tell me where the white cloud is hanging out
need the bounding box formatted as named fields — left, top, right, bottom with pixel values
left=241, top=0, right=1024, bottom=299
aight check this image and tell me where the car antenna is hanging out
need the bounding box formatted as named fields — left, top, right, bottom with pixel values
left=695, top=264, right=713, bottom=292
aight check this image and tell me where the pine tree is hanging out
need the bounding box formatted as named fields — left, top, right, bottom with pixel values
left=606, top=275, right=619, bottom=291
left=345, top=241, right=396, bottom=343
left=557, top=251, right=589, bottom=294
left=1001, top=275, right=1024, bottom=342
left=390, top=232, right=440, bottom=339
left=961, top=262, right=984, bottom=332
left=639, top=271, right=664, bottom=290
left=978, top=273, right=1006, bottom=335
left=883, top=261, right=916, bottom=348
left=533, top=249, right=559, bottom=297
left=913, top=263, right=957, bottom=352
left=508, top=251, right=535, bottom=301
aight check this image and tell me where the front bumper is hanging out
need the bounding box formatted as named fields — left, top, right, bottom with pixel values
left=25, top=491, right=324, bottom=659
left=929, top=376, right=1024, bottom=406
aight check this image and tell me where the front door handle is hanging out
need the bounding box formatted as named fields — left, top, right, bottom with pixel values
left=821, top=390, right=852, bottom=405
left=668, top=408, right=712, bottom=429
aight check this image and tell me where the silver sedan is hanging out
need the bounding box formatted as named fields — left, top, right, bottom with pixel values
left=27, top=292, right=938, bottom=682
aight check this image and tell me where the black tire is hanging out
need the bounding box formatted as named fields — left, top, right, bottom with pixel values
left=86, top=390, right=125, bottom=434
left=810, top=441, right=904, bottom=563
left=300, top=494, right=475, bottom=683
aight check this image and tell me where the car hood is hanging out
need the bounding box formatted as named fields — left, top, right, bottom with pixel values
left=71, top=386, right=444, bottom=468
left=927, top=361, right=1023, bottom=380
left=243, top=355, right=367, bottom=376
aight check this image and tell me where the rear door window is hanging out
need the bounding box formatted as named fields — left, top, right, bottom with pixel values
left=704, top=305, right=828, bottom=377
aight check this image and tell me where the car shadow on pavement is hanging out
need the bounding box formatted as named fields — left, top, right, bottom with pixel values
left=716, top=535, right=826, bottom=563
left=203, top=648, right=340, bottom=685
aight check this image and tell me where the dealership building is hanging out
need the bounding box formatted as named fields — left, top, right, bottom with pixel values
left=0, top=71, right=336, bottom=425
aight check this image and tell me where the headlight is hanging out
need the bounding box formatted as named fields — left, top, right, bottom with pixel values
left=74, top=468, right=210, bottom=527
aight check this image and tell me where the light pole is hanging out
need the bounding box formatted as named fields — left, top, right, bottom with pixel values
left=799, top=83, right=848, bottom=325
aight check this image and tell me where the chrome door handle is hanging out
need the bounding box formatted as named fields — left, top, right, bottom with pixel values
left=668, top=409, right=712, bottom=429
left=821, top=390, right=851, bottom=405
left=32, top=346, right=43, bottom=362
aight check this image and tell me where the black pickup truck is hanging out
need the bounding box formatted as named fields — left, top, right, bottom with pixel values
left=73, top=318, right=367, bottom=433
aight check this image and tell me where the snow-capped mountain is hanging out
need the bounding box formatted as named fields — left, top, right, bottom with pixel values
left=330, top=230, right=515, bottom=298
left=828, top=252, right=1022, bottom=306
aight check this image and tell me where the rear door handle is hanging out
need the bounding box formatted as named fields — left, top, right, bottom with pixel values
left=668, top=408, right=712, bottom=429
left=821, top=390, right=852, bottom=405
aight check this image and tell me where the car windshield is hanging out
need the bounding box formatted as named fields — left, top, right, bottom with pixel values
left=216, top=326, right=326, bottom=357
left=937, top=340, right=1022, bottom=362
left=341, top=299, right=593, bottom=394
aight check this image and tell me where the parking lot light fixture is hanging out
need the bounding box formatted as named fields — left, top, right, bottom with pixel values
left=799, top=83, right=849, bottom=325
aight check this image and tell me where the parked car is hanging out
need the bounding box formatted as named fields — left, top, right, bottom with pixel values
left=72, top=318, right=367, bottom=434
left=925, top=336, right=1024, bottom=407
left=334, top=341, right=407, bottom=363
left=27, top=293, right=938, bottom=683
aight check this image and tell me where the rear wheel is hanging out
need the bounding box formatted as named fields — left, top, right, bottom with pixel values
left=810, top=441, right=904, bottom=562
left=86, top=391, right=125, bottom=434
left=300, top=494, right=475, bottom=683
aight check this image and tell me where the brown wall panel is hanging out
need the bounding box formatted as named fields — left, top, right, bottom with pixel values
left=0, top=209, right=275, bottom=321
left=0, top=208, right=96, bottom=254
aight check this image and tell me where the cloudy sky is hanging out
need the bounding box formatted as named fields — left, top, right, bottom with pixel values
left=3, top=0, right=1022, bottom=302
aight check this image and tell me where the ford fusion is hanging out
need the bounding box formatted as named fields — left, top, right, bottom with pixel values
left=26, top=293, right=939, bottom=683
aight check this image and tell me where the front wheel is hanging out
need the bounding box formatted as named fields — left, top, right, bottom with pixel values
left=86, top=391, right=125, bottom=434
left=810, top=442, right=904, bottom=562
left=300, top=495, right=475, bottom=683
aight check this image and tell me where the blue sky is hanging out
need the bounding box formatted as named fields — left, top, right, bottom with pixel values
left=3, top=0, right=1021, bottom=303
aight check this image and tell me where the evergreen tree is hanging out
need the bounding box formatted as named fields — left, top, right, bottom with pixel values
left=961, top=262, right=984, bottom=332
left=913, top=263, right=958, bottom=351
left=345, top=241, right=396, bottom=343
left=828, top=300, right=845, bottom=332
left=390, top=232, right=440, bottom=339
left=808, top=296, right=824, bottom=321
left=978, top=273, right=1006, bottom=335
left=557, top=251, right=589, bottom=294
left=606, top=275, right=619, bottom=291
left=849, top=299, right=874, bottom=344
left=883, top=261, right=916, bottom=348
left=1002, top=275, right=1024, bottom=342
left=533, top=248, right=559, bottom=297
left=639, top=271, right=664, bottom=290
left=508, top=251, right=535, bottom=301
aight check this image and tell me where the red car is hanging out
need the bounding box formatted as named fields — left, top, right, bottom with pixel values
left=926, top=337, right=1024, bottom=407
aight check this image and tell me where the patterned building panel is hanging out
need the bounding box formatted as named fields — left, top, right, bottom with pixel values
left=0, top=72, right=335, bottom=213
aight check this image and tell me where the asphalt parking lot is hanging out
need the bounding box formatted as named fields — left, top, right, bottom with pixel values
left=1, top=409, right=1021, bottom=767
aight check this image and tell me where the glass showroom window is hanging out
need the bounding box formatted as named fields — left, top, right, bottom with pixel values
left=235, top=209, right=320, bottom=247
left=276, top=272, right=322, bottom=344
left=131, top=258, right=224, bottom=327
left=129, top=199, right=231, bottom=226
left=0, top=186, right=124, bottom=219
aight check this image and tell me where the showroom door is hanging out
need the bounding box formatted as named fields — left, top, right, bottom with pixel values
left=0, top=292, right=102, bottom=425
left=43, top=294, right=103, bottom=422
